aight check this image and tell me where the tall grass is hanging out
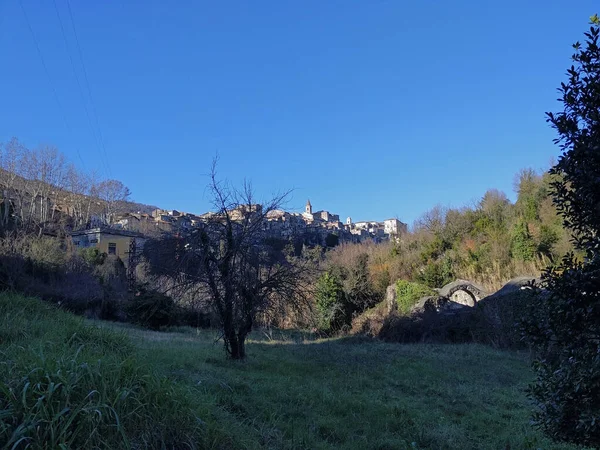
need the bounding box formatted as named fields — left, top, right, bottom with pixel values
left=1, top=293, right=584, bottom=449
left=0, top=293, right=207, bottom=449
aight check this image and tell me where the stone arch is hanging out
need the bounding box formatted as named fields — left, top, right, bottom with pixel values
left=438, top=280, right=488, bottom=307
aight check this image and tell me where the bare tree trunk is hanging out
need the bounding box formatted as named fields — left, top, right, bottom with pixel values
left=223, top=325, right=248, bottom=359
left=225, top=328, right=246, bottom=360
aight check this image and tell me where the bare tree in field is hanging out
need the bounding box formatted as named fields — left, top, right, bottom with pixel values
left=150, top=162, right=314, bottom=359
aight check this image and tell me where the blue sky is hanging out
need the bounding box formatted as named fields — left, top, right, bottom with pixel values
left=0, top=1, right=597, bottom=225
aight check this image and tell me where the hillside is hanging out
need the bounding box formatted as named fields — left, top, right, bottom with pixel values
left=0, top=292, right=582, bottom=449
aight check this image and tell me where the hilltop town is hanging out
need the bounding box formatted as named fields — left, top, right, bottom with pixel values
left=111, top=199, right=407, bottom=245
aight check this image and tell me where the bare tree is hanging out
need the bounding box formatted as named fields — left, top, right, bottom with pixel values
left=36, top=145, right=67, bottom=225
left=0, top=138, right=25, bottom=228
left=63, top=164, right=96, bottom=230
left=149, top=162, right=314, bottom=359
left=414, top=204, right=447, bottom=235
left=96, top=179, right=131, bottom=225
left=0, top=138, right=31, bottom=227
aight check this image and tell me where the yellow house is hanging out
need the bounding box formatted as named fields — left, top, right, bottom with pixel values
left=70, top=228, right=146, bottom=267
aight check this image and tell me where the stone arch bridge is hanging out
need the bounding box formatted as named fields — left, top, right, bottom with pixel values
left=436, top=279, right=488, bottom=307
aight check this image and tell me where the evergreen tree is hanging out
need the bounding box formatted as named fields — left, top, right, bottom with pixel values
left=522, top=15, right=600, bottom=446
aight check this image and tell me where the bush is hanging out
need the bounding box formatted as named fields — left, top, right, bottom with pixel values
left=522, top=256, right=600, bottom=446
left=79, top=247, right=107, bottom=266
left=127, top=286, right=177, bottom=330
left=315, top=272, right=348, bottom=332
left=416, top=255, right=455, bottom=288
left=521, top=16, right=600, bottom=447
left=325, top=233, right=339, bottom=248
left=395, top=280, right=435, bottom=315
left=511, top=221, right=536, bottom=262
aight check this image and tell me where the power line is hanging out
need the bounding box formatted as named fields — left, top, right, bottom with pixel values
left=18, top=0, right=86, bottom=170
left=65, top=0, right=113, bottom=179
left=51, top=0, right=110, bottom=179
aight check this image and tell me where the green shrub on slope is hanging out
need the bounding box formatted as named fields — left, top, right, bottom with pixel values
left=395, top=280, right=435, bottom=315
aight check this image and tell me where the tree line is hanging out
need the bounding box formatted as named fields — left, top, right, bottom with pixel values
left=0, top=137, right=133, bottom=233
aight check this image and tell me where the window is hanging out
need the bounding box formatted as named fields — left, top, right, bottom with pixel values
left=90, top=238, right=98, bottom=243
left=108, top=243, right=117, bottom=255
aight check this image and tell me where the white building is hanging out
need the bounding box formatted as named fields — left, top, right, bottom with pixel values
left=383, top=218, right=407, bottom=235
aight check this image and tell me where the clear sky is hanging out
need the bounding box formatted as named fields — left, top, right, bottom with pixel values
left=0, top=1, right=597, bottom=225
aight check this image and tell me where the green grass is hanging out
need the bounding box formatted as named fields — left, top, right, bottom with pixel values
left=0, top=292, right=212, bottom=449
left=1, top=293, right=583, bottom=449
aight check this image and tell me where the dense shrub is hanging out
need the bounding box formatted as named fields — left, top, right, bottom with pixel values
left=520, top=16, right=600, bottom=447
left=79, top=246, right=107, bottom=266
left=315, top=272, right=348, bottom=332
left=395, top=280, right=435, bottom=315
left=127, top=286, right=177, bottom=330
left=511, top=221, right=537, bottom=261
left=315, top=252, right=381, bottom=333
left=415, top=255, right=454, bottom=288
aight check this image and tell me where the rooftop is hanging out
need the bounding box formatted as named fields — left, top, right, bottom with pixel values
left=70, top=227, right=145, bottom=238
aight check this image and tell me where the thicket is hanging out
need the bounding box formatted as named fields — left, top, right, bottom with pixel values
left=314, top=253, right=379, bottom=332
left=321, top=166, right=574, bottom=310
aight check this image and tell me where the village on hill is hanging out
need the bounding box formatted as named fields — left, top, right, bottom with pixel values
left=105, top=199, right=406, bottom=244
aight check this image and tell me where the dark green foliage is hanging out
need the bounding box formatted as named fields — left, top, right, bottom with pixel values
left=420, top=235, right=451, bottom=262
left=395, top=280, right=435, bottom=314
left=537, top=224, right=559, bottom=259
left=515, top=168, right=546, bottom=222
left=325, top=232, right=339, bottom=248
left=315, top=272, right=348, bottom=331
left=317, top=253, right=379, bottom=332
left=511, top=221, right=536, bottom=261
left=127, top=286, right=177, bottom=330
left=522, top=16, right=600, bottom=447
left=416, top=255, right=455, bottom=288
left=523, top=256, right=600, bottom=446
left=79, top=247, right=107, bottom=266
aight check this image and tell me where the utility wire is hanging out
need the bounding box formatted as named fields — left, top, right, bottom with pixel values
left=18, top=0, right=86, bottom=169
left=65, top=0, right=113, bottom=179
left=52, top=0, right=110, bottom=179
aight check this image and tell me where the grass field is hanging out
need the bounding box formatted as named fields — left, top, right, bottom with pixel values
left=0, top=293, right=582, bottom=449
